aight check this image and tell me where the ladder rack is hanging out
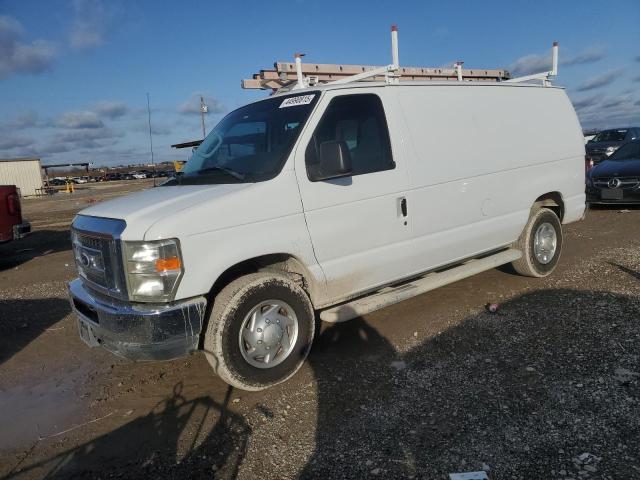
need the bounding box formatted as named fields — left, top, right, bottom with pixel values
left=242, top=62, right=510, bottom=90
left=241, top=26, right=557, bottom=92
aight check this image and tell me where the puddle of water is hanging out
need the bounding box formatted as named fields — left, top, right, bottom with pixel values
left=0, top=371, right=87, bottom=451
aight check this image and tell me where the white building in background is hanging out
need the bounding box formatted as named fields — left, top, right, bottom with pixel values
left=0, top=158, right=44, bottom=196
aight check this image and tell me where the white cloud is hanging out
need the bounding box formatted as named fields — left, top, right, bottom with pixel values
left=509, top=46, right=605, bottom=76
left=0, top=16, right=56, bottom=79
left=570, top=93, right=604, bottom=111
left=600, top=93, right=634, bottom=109
left=178, top=93, right=226, bottom=115
left=69, top=0, right=113, bottom=50
left=39, top=142, right=71, bottom=154
left=563, top=47, right=605, bottom=67
left=576, top=68, right=624, bottom=92
left=11, top=110, right=40, bottom=128
left=576, top=92, right=640, bottom=129
left=94, top=101, right=129, bottom=119
left=54, top=111, right=104, bottom=129
left=54, top=127, right=118, bottom=143
left=0, top=134, right=34, bottom=150
left=0, top=111, right=43, bottom=132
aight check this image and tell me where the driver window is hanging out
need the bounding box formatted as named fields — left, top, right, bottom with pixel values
left=305, top=94, right=394, bottom=179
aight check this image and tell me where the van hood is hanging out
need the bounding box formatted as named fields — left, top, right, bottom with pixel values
left=78, top=183, right=250, bottom=236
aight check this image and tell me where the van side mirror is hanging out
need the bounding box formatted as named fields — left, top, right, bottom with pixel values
left=311, top=140, right=353, bottom=181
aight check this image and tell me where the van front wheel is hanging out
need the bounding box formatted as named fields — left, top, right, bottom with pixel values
left=203, top=272, right=315, bottom=391
left=511, top=208, right=563, bottom=277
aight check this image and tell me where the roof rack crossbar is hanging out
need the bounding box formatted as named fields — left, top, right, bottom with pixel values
left=504, top=42, right=558, bottom=86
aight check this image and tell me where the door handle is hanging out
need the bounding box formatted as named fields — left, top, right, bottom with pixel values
left=399, top=197, right=408, bottom=217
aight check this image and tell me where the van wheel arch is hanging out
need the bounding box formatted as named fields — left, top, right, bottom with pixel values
left=533, top=192, right=564, bottom=222
left=199, top=254, right=317, bottom=348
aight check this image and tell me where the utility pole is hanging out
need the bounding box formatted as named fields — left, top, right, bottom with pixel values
left=200, top=96, right=208, bottom=139
left=146, top=93, right=157, bottom=187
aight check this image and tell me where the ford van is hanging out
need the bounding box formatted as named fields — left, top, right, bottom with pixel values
left=68, top=79, right=585, bottom=390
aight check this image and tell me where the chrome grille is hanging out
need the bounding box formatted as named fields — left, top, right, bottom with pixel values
left=593, top=177, right=640, bottom=189
left=71, top=215, right=128, bottom=300
left=72, top=233, right=110, bottom=288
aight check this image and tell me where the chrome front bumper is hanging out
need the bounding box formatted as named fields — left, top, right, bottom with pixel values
left=68, top=278, right=207, bottom=361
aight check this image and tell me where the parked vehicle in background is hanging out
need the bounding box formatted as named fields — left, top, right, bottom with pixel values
left=585, top=128, right=640, bottom=167
left=131, top=172, right=147, bottom=179
left=73, top=177, right=88, bottom=184
left=586, top=140, right=640, bottom=204
left=0, top=185, right=30, bottom=243
left=583, top=129, right=598, bottom=144
left=106, top=173, right=122, bottom=181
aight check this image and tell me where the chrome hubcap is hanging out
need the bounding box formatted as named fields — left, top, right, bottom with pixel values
left=533, top=222, right=557, bottom=264
left=238, top=300, right=298, bottom=369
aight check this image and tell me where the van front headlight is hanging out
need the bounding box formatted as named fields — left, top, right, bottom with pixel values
left=606, top=146, right=619, bottom=156
left=123, top=239, right=183, bottom=302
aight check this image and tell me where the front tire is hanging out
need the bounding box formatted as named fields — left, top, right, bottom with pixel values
left=511, top=207, right=563, bottom=277
left=203, top=272, right=315, bottom=391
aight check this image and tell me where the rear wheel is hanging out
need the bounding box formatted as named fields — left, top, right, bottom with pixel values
left=203, top=272, right=315, bottom=391
left=511, top=207, right=563, bottom=277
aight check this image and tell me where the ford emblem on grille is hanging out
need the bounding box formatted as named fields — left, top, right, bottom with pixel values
left=608, top=178, right=621, bottom=189
left=80, top=252, right=91, bottom=267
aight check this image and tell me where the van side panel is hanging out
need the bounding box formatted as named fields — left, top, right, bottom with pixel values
left=397, top=84, right=584, bottom=273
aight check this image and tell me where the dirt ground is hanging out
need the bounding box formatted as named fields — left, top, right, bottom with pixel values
left=0, top=181, right=639, bottom=480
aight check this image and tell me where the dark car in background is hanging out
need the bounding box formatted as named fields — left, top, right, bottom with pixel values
left=105, top=173, right=122, bottom=181
left=587, top=140, right=640, bottom=204
left=585, top=127, right=639, bottom=167
left=0, top=185, right=30, bottom=243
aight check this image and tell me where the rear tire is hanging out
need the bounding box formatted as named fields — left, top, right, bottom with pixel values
left=511, top=207, right=563, bottom=277
left=203, top=272, right=315, bottom=391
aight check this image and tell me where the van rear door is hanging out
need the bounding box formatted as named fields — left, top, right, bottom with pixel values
left=294, top=90, right=413, bottom=303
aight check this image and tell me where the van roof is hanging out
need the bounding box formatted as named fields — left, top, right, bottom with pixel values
left=268, top=79, right=564, bottom=97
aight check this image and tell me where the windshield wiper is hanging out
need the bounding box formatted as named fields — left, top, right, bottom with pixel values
left=197, top=166, right=245, bottom=180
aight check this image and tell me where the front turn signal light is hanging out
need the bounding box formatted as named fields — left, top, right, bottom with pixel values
left=156, top=257, right=181, bottom=272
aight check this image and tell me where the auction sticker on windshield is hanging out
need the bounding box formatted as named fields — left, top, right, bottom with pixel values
left=280, top=95, right=315, bottom=108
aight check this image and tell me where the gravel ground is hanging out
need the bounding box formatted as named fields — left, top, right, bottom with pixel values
left=0, top=185, right=639, bottom=480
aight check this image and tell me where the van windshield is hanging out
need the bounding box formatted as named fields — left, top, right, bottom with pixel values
left=165, top=92, right=319, bottom=185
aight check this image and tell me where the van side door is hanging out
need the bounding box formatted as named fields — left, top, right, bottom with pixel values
left=294, top=90, right=413, bottom=305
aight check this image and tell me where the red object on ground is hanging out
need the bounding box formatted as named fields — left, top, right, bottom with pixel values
left=487, top=303, right=500, bottom=313
left=0, top=185, right=30, bottom=243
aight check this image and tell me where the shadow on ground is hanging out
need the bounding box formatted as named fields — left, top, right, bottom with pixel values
left=0, top=298, right=71, bottom=365
left=5, top=288, right=640, bottom=479
left=0, top=230, right=71, bottom=271
left=4, top=383, right=249, bottom=480
left=588, top=204, right=640, bottom=211
left=609, top=261, right=640, bottom=281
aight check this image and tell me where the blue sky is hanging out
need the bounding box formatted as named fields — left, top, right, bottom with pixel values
left=0, top=0, right=638, bottom=167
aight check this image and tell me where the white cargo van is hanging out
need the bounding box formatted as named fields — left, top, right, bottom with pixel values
left=68, top=40, right=585, bottom=391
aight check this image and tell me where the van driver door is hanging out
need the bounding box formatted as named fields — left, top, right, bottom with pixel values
left=293, top=90, right=413, bottom=305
